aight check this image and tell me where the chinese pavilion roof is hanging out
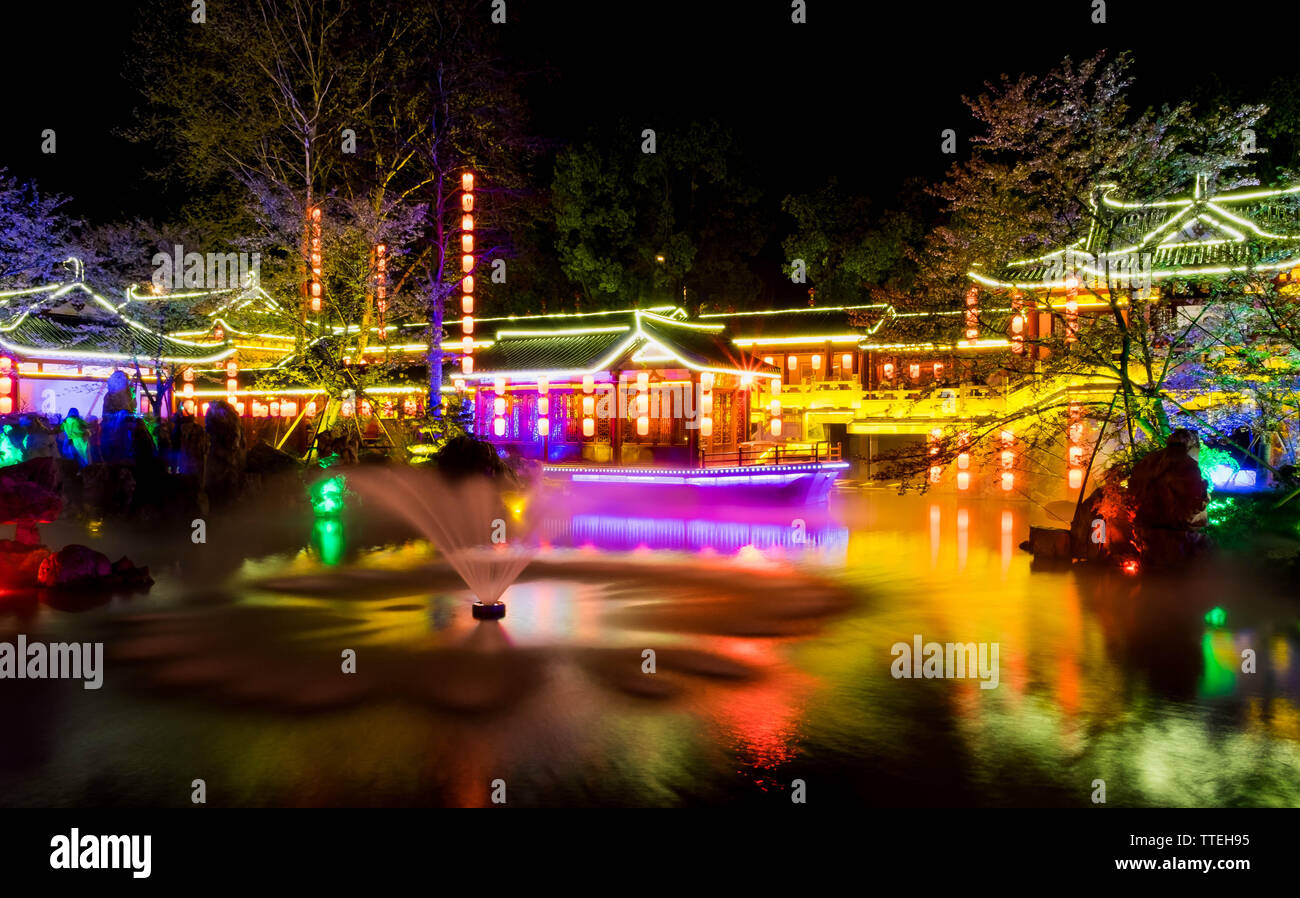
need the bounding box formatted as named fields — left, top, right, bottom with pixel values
left=700, top=303, right=892, bottom=344
left=859, top=308, right=1014, bottom=350
left=0, top=283, right=235, bottom=364
left=469, top=309, right=778, bottom=380
left=971, top=177, right=1300, bottom=291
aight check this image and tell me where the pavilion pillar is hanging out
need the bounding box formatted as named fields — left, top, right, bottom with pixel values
left=610, top=369, right=623, bottom=465
left=687, top=370, right=700, bottom=468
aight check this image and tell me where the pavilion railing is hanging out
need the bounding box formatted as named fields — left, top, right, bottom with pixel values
left=701, top=441, right=841, bottom=468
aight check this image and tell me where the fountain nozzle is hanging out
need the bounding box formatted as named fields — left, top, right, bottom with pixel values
left=472, top=601, right=506, bottom=620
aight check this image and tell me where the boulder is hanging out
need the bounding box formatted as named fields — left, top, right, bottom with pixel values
left=1129, top=434, right=1213, bottom=568
left=0, top=467, right=62, bottom=542
left=37, top=544, right=111, bottom=587
left=0, top=539, right=51, bottom=587
left=81, top=463, right=136, bottom=518
left=1070, top=478, right=1136, bottom=563
left=246, top=441, right=301, bottom=476
left=1026, top=526, right=1072, bottom=560
left=175, top=416, right=209, bottom=477
left=99, top=409, right=137, bottom=464
left=0, top=455, right=62, bottom=493
left=203, top=400, right=246, bottom=507
left=435, top=435, right=515, bottom=482
left=102, top=370, right=134, bottom=416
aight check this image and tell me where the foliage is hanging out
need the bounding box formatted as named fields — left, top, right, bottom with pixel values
left=1197, top=445, right=1239, bottom=486
left=781, top=177, right=927, bottom=305
left=126, top=0, right=538, bottom=404
left=552, top=120, right=766, bottom=312
left=0, top=169, right=77, bottom=289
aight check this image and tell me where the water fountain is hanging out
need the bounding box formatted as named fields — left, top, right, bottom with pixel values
left=340, top=467, right=538, bottom=619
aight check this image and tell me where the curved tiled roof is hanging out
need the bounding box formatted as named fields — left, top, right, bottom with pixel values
left=0, top=283, right=235, bottom=364
left=973, top=179, right=1300, bottom=290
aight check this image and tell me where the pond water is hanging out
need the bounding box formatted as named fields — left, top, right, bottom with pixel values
left=2, top=487, right=1298, bottom=807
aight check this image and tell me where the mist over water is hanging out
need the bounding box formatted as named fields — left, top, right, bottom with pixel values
left=1, top=487, right=1298, bottom=807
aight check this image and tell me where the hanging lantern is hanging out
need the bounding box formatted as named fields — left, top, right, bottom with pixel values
left=375, top=243, right=388, bottom=342
left=1066, top=400, right=1084, bottom=489
left=308, top=206, right=323, bottom=314
left=965, top=285, right=979, bottom=340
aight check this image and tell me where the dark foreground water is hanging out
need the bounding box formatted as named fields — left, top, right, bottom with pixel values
left=2, top=489, right=1299, bottom=807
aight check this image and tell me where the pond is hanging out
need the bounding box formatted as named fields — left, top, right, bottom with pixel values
left=2, top=487, right=1298, bottom=807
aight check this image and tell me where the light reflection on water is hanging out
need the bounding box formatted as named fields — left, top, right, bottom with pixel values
left=1, top=490, right=1298, bottom=807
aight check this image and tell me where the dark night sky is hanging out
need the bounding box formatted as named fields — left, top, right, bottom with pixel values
left=1, top=1, right=1294, bottom=225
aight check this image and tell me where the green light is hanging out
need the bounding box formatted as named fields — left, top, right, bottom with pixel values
left=313, top=518, right=345, bottom=566
left=1198, top=631, right=1236, bottom=697
left=0, top=425, right=22, bottom=467
left=310, top=475, right=346, bottom=517
left=1206, top=497, right=1236, bottom=527
left=1205, top=606, right=1227, bottom=628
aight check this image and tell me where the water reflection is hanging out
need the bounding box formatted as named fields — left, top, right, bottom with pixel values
left=1, top=490, right=1298, bottom=807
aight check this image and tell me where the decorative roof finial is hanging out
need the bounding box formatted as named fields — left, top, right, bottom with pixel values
left=1194, top=173, right=1210, bottom=202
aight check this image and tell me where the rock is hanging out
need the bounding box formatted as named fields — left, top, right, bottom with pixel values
left=22, top=419, right=58, bottom=458
left=111, top=556, right=154, bottom=587
left=1, top=456, right=62, bottom=492
left=99, top=409, right=136, bottom=464
left=1070, top=477, right=1136, bottom=563
left=203, top=401, right=246, bottom=507
left=0, top=467, right=62, bottom=543
left=1027, top=526, right=1072, bottom=560
left=102, top=370, right=135, bottom=416
left=316, top=427, right=358, bottom=466
left=1128, top=430, right=1213, bottom=568
left=37, top=544, right=112, bottom=587
left=35, top=545, right=152, bottom=590
left=435, top=435, right=515, bottom=482
left=81, top=463, right=136, bottom=518
left=174, top=416, right=208, bottom=477
left=0, top=539, right=51, bottom=587
left=246, top=441, right=301, bottom=476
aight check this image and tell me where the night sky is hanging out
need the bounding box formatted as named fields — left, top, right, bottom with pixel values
left=2, top=1, right=1292, bottom=227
